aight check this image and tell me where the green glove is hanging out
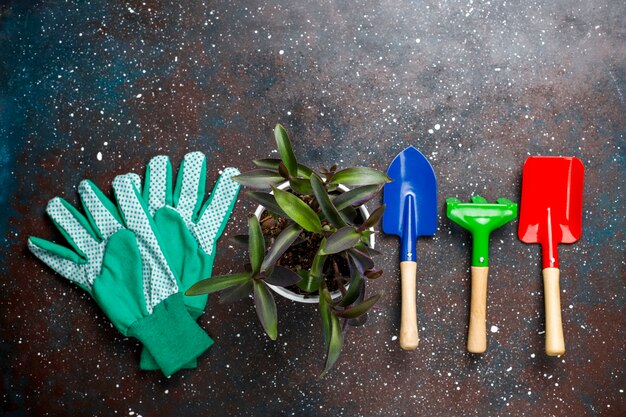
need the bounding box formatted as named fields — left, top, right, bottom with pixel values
left=28, top=174, right=213, bottom=377
left=138, top=152, right=240, bottom=370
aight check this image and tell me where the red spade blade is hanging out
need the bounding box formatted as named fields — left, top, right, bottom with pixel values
left=518, top=156, right=584, bottom=268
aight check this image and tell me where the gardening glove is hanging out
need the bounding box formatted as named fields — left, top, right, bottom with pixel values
left=137, top=151, right=240, bottom=370
left=28, top=174, right=213, bottom=377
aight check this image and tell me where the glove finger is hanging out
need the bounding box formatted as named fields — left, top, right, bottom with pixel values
left=112, top=174, right=179, bottom=311
left=46, top=197, right=100, bottom=256
left=195, top=167, right=241, bottom=254
left=173, top=152, right=206, bottom=221
left=28, top=236, right=93, bottom=293
left=127, top=172, right=142, bottom=194
left=78, top=180, right=124, bottom=240
left=144, top=155, right=173, bottom=216
left=112, top=174, right=156, bottom=241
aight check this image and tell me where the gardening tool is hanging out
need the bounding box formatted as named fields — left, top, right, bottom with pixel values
left=446, top=196, right=517, bottom=353
left=518, top=156, right=584, bottom=356
left=382, top=146, right=437, bottom=350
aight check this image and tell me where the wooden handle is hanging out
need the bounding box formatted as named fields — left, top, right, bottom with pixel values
left=543, top=267, right=565, bottom=356
left=400, top=261, right=419, bottom=350
left=467, top=266, right=489, bottom=353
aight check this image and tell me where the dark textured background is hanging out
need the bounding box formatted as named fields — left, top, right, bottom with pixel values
left=1, top=0, right=625, bottom=416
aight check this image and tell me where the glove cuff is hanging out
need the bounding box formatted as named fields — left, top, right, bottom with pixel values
left=128, top=293, right=213, bottom=376
left=139, top=348, right=198, bottom=371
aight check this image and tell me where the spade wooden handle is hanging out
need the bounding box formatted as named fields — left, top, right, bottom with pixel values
left=467, top=266, right=489, bottom=353
left=543, top=267, right=565, bottom=356
left=400, top=261, right=419, bottom=350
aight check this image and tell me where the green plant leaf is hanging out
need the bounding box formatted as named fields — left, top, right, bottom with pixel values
left=265, top=265, right=303, bottom=287
left=252, top=159, right=313, bottom=178
left=334, top=291, right=383, bottom=319
left=261, top=223, right=302, bottom=271
left=347, top=247, right=375, bottom=273
left=230, top=234, right=249, bottom=248
left=339, top=205, right=359, bottom=223
left=232, top=170, right=285, bottom=190
left=357, top=204, right=386, bottom=232
left=246, top=191, right=287, bottom=217
left=329, top=167, right=391, bottom=186
left=296, top=269, right=320, bottom=292
left=248, top=215, right=265, bottom=275
left=338, top=268, right=363, bottom=307
left=323, top=227, right=361, bottom=255
left=274, top=124, right=298, bottom=177
left=219, top=280, right=254, bottom=304
left=365, top=269, right=383, bottom=279
left=332, top=185, right=383, bottom=211
left=361, top=230, right=374, bottom=240
left=273, top=187, right=322, bottom=232
left=320, top=309, right=343, bottom=378
left=310, top=173, right=346, bottom=228
left=253, top=279, right=278, bottom=340
left=289, top=177, right=314, bottom=195
left=319, top=285, right=332, bottom=345
left=355, top=241, right=380, bottom=257
left=186, top=273, right=251, bottom=295
left=278, top=161, right=290, bottom=179
left=309, top=239, right=328, bottom=284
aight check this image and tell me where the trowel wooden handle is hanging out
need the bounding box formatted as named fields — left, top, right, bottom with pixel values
left=400, top=261, right=419, bottom=350
left=543, top=267, right=565, bottom=356
left=467, top=266, right=488, bottom=353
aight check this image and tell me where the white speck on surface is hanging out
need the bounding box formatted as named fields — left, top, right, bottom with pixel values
left=279, top=50, right=284, bottom=55
left=96, top=152, right=103, bottom=161
left=391, top=335, right=398, bottom=341
left=434, top=124, right=440, bottom=130
left=428, top=129, right=434, bottom=134
left=415, top=38, right=421, bottom=43
left=136, top=93, right=142, bottom=98
left=490, top=325, right=499, bottom=333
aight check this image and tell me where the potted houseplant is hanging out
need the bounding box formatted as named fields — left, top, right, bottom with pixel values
left=187, top=124, right=390, bottom=376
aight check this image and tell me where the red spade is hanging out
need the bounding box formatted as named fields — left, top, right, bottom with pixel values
left=518, top=156, right=584, bottom=356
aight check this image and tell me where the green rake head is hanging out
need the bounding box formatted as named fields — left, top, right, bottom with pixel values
left=446, top=196, right=518, bottom=266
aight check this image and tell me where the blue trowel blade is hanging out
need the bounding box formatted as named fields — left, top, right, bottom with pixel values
left=382, top=146, right=438, bottom=261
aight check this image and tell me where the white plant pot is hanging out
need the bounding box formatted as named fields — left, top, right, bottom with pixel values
left=254, top=182, right=376, bottom=304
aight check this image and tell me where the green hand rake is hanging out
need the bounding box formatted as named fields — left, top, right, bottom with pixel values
left=446, top=196, right=518, bottom=353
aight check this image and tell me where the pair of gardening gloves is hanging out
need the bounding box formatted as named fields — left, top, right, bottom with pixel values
left=28, top=152, right=240, bottom=376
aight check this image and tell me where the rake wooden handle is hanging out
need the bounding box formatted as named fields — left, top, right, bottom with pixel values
left=543, top=267, right=565, bottom=356
left=400, top=261, right=419, bottom=350
left=467, top=266, right=489, bottom=353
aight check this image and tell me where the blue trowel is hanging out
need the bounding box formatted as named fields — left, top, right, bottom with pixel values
left=382, top=146, right=438, bottom=350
